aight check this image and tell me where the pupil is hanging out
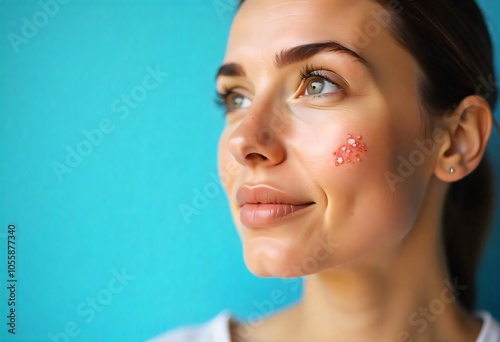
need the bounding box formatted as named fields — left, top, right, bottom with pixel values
left=308, top=79, right=324, bottom=94
left=232, top=96, right=243, bottom=109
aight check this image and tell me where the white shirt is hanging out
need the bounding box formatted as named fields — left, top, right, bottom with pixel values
left=149, top=310, right=500, bottom=342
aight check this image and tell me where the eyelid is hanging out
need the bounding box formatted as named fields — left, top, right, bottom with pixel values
left=216, top=86, right=251, bottom=98
left=215, top=86, right=253, bottom=113
left=299, top=64, right=349, bottom=86
left=215, top=65, right=346, bottom=109
left=296, top=67, right=346, bottom=99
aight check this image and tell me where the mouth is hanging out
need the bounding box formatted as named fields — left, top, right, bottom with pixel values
left=236, top=184, right=315, bottom=228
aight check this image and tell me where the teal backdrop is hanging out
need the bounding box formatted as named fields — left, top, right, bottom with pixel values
left=1, top=1, right=499, bottom=341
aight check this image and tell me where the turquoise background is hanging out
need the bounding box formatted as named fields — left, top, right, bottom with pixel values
left=0, top=1, right=499, bottom=341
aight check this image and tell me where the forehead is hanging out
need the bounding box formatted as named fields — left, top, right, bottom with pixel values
left=225, top=0, right=389, bottom=61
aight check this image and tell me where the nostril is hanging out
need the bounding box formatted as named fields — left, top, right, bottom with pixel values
left=245, top=153, right=268, bottom=162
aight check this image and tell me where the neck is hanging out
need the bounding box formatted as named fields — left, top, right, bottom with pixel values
left=232, top=179, right=484, bottom=342
left=294, top=186, right=481, bottom=342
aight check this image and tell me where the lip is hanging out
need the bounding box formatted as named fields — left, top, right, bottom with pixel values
left=236, top=184, right=315, bottom=227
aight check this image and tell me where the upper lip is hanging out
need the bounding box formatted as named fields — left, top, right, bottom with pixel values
left=236, top=183, right=315, bottom=207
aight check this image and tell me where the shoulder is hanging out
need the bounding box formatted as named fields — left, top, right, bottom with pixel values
left=147, top=311, right=233, bottom=342
left=476, top=311, right=500, bottom=342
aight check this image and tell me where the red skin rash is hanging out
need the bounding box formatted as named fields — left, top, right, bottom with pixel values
left=333, top=134, right=367, bottom=166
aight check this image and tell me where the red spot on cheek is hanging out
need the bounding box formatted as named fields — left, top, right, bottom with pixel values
left=332, top=134, right=367, bottom=166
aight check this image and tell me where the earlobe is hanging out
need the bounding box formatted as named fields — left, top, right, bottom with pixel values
left=434, top=95, right=493, bottom=183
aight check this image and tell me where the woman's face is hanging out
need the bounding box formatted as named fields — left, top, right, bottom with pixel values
left=217, top=0, right=435, bottom=277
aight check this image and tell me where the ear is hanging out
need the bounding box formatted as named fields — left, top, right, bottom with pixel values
left=434, top=95, right=493, bottom=182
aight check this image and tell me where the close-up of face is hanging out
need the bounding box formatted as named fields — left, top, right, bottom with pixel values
left=3, top=1, right=499, bottom=340
left=216, top=0, right=442, bottom=278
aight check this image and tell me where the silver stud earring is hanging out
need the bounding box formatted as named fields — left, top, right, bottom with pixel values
left=449, top=167, right=456, bottom=174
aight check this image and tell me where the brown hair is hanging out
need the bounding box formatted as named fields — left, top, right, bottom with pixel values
left=373, top=0, right=497, bottom=312
left=237, top=0, right=498, bottom=311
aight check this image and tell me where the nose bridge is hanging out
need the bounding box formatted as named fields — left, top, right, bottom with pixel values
left=242, top=98, right=277, bottom=140
left=227, top=93, right=287, bottom=167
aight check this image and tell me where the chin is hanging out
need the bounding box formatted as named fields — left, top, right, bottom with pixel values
left=240, top=230, right=405, bottom=279
left=241, top=241, right=334, bottom=278
left=244, top=259, right=303, bottom=278
left=242, top=244, right=296, bottom=278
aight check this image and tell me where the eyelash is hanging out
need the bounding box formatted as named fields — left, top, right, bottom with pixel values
left=215, top=65, right=342, bottom=109
left=215, top=86, right=232, bottom=109
left=299, top=64, right=328, bottom=82
left=299, top=64, right=342, bottom=97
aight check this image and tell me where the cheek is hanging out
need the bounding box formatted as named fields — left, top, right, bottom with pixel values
left=315, top=130, right=424, bottom=257
left=332, top=134, right=368, bottom=166
left=290, top=125, right=376, bottom=183
left=295, top=123, right=421, bottom=225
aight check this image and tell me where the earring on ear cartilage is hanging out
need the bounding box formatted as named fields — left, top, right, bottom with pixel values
left=449, top=167, right=456, bottom=174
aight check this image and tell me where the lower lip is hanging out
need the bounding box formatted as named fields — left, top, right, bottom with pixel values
left=239, top=203, right=313, bottom=228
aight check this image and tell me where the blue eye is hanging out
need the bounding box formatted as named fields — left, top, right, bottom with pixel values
left=216, top=89, right=252, bottom=112
left=227, top=92, right=252, bottom=110
left=304, top=76, right=341, bottom=96
left=299, top=65, right=343, bottom=98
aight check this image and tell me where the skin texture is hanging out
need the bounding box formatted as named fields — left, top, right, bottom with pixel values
left=215, top=0, right=493, bottom=341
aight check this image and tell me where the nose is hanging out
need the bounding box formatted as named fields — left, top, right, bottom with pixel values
left=228, top=103, right=286, bottom=168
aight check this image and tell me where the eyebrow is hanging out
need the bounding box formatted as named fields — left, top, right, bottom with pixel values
left=215, top=41, right=370, bottom=79
left=215, top=63, right=246, bottom=79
